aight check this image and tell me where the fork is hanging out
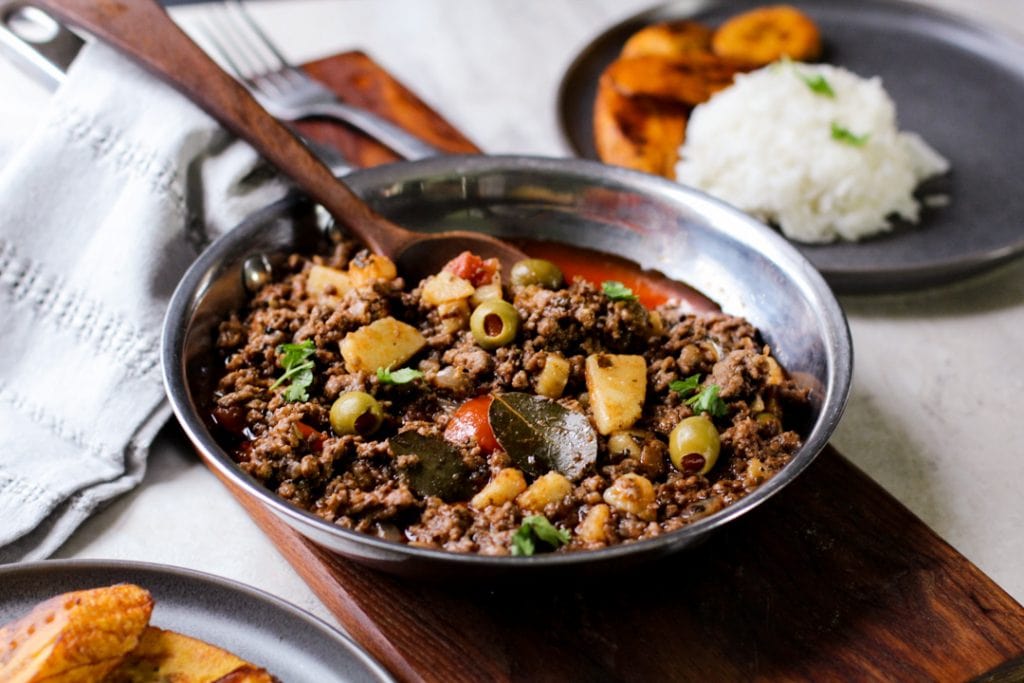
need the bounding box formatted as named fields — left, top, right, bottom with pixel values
left=195, top=0, right=441, bottom=161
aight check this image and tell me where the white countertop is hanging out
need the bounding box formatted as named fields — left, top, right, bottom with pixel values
left=1, top=0, right=1020, bottom=629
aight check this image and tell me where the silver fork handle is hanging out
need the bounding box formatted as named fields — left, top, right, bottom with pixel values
left=287, top=99, right=442, bottom=161
left=1, top=2, right=441, bottom=163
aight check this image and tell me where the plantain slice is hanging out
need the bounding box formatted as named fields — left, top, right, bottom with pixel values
left=620, top=20, right=714, bottom=59
left=0, top=584, right=153, bottom=683
left=712, top=4, right=822, bottom=65
left=214, top=665, right=277, bottom=683
left=593, top=74, right=687, bottom=179
left=603, top=53, right=745, bottom=107
left=106, top=627, right=276, bottom=683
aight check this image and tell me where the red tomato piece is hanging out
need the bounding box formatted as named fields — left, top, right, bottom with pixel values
left=236, top=440, right=254, bottom=462
left=443, top=251, right=500, bottom=287
left=211, top=405, right=247, bottom=436
left=444, top=395, right=499, bottom=453
left=295, top=421, right=325, bottom=453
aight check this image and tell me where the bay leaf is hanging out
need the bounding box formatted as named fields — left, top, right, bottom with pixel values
left=390, top=431, right=474, bottom=502
left=488, top=393, right=597, bottom=481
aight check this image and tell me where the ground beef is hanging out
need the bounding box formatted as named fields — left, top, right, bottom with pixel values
left=207, top=243, right=811, bottom=555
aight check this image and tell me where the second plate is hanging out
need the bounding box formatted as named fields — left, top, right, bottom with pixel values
left=558, top=0, right=1024, bottom=293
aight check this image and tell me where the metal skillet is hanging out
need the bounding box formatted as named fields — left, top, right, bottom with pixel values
left=162, top=154, right=852, bottom=578
left=9, top=0, right=852, bottom=575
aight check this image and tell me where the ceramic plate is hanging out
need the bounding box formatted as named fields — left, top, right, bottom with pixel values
left=558, top=0, right=1024, bottom=293
left=0, top=559, right=394, bottom=683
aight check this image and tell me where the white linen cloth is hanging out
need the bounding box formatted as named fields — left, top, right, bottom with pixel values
left=0, top=41, right=287, bottom=562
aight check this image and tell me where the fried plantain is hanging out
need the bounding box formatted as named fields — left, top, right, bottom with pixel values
left=593, top=74, right=687, bottom=179
left=620, top=20, right=713, bottom=59
left=0, top=584, right=153, bottom=683
left=711, top=5, right=822, bottom=65
left=603, top=53, right=744, bottom=106
left=106, top=627, right=276, bottom=683
left=214, top=665, right=278, bottom=683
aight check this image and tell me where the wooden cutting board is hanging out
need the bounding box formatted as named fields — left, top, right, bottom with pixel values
left=215, top=50, right=1024, bottom=682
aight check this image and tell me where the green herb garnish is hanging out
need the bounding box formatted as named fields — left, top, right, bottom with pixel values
left=510, top=515, right=571, bottom=557
left=685, top=383, right=727, bottom=418
left=377, top=365, right=424, bottom=385
left=799, top=72, right=835, bottom=98
left=269, top=339, right=315, bottom=402
left=602, top=280, right=637, bottom=301
left=831, top=122, right=869, bottom=147
left=669, top=374, right=702, bottom=397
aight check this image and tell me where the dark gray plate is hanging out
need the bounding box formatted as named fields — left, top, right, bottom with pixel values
left=558, top=0, right=1024, bottom=293
left=0, top=560, right=394, bottom=683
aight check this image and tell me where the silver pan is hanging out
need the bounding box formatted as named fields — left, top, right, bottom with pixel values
left=161, top=154, right=853, bottom=578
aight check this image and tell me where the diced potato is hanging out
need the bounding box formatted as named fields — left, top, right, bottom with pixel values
left=585, top=353, right=647, bottom=435
left=603, top=473, right=656, bottom=521
left=470, top=283, right=503, bottom=307
left=471, top=468, right=527, bottom=509
left=437, top=299, right=470, bottom=334
left=348, top=254, right=397, bottom=287
left=516, top=471, right=573, bottom=511
left=577, top=503, right=612, bottom=544
left=535, top=354, right=570, bottom=399
left=648, top=310, right=665, bottom=336
left=422, top=270, right=475, bottom=306
left=744, top=458, right=768, bottom=488
left=307, top=264, right=352, bottom=297
left=764, top=354, right=784, bottom=386
left=340, top=317, right=426, bottom=374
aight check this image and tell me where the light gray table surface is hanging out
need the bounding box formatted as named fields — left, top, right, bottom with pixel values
left=1, top=0, right=1021, bottom=629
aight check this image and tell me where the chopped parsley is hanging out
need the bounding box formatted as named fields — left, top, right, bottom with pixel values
left=602, top=280, right=637, bottom=301
left=669, top=374, right=702, bottom=397
left=269, top=339, right=315, bottom=402
left=831, top=122, right=869, bottom=147
left=686, top=383, right=727, bottom=418
left=671, top=373, right=727, bottom=417
left=376, top=365, right=424, bottom=385
left=799, top=72, right=835, bottom=98
left=510, top=515, right=571, bottom=557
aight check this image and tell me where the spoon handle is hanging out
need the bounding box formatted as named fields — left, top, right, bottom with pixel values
left=31, top=0, right=415, bottom=257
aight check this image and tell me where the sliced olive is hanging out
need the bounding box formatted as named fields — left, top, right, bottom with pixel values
left=668, top=415, right=720, bottom=475
left=510, top=258, right=563, bottom=289
left=330, top=391, right=383, bottom=436
left=470, top=299, right=519, bottom=350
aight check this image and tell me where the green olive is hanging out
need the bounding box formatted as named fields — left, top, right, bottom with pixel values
left=470, top=299, right=519, bottom=350
left=669, top=415, right=720, bottom=475
left=510, top=258, right=563, bottom=289
left=330, top=391, right=384, bottom=436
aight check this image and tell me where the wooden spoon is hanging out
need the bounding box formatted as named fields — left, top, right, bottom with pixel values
left=32, top=0, right=526, bottom=281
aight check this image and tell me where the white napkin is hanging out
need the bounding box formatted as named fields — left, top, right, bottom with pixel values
left=0, top=40, right=288, bottom=562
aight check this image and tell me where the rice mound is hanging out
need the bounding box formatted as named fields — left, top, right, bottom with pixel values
left=675, top=63, right=950, bottom=243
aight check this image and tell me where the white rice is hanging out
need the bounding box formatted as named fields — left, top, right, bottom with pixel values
left=674, top=63, right=950, bottom=243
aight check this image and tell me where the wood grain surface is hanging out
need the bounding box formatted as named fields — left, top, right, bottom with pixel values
left=298, top=51, right=478, bottom=167
left=214, top=50, right=1024, bottom=682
